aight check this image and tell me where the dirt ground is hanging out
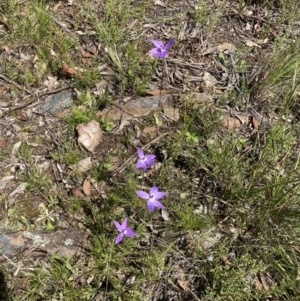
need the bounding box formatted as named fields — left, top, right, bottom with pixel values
left=1, top=0, right=300, bottom=300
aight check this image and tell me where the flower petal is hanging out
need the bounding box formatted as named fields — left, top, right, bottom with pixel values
left=152, top=199, right=165, bottom=210
left=159, top=50, right=168, bottom=58
left=137, top=148, right=144, bottom=159
left=150, top=186, right=159, bottom=195
left=147, top=201, right=155, bottom=212
left=165, top=38, right=175, bottom=50
left=121, top=218, right=128, bottom=230
left=145, top=154, right=156, bottom=165
left=113, top=220, right=122, bottom=232
left=149, top=48, right=160, bottom=58
left=145, top=154, right=156, bottom=160
left=151, top=40, right=164, bottom=48
left=136, top=190, right=149, bottom=199
left=136, top=160, right=147, bottom=170
left=115, top=233, right=124, bottom=244
left=124, top=227, right=136, bottom=237
left=154, top=191, right=167, bottom=199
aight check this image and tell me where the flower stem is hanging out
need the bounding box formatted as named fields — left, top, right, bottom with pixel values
left=159, top=58, right=167, bottom=112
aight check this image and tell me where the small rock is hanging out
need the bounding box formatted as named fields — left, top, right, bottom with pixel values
left=39, top=91, right=74, bottom=114
left=0, top=230, right=87, bottom=257
left=99, top=95, right=179, bottom=122
left=76, top=120, right=102, bottom=153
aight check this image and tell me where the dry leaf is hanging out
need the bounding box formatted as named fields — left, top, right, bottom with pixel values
left=223, top=117, right=242, bottom=129
left=76, top=120, right=102, bottom=153
left=154, top=0, right=167, bottom=7
left=72, top=187, right=84, bottom=197
left=53, top=108, right=70, bottom=119
left=53, top=1, right=62, bottom=12
left=9, top=182, right=28, bottom=198
left=252, top=116, right=259, bottom=130
left=220, top=255, right=230, bottom=265
left=0, top=175, right=15, bottom=190
left=142, top=126, right=157, bottom=135
left=82, top=178, right=91, bottom=196
left=81, top=57, right=92, bottom=65
left=245, top=40, right=260, bottom=48
left=70, top=157, right=93, bottom=172
left=217, top=42, right=236, bottom=52
left=62, top=62, right=83, bottom=78
left=223, top=115, right=249, bottom=129
left=161, top=209, right=170, bottom=221
left=45, top=75, right=59, bottom=91
left=96, top=180, right=106, bottom=193
left=15, top=110, right=28, bottom=121
left=146, top=90, right=169, bottom=96
left=127, top=19, right=138, bottom=29
left=49, top=49, right=57, bottom=60
left=11, top=141, right=22, bottom=157
left=80, top=48, right=92, bottom=58
left=177, top=280, right=189, bottom=291
left=203, top=71, right=218, bottom=87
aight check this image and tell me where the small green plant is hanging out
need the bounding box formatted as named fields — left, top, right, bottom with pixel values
left=184, top=130, right=199, bottom=143
left=36, top=203, right=55, bottom=230
left=99, top=117, right=114, bottom=131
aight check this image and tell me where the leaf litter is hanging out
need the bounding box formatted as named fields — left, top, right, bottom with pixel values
left=0, top=0, right=299, bottom=300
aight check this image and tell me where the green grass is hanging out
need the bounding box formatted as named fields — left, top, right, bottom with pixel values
left=1, top=0, right=300, bottom=300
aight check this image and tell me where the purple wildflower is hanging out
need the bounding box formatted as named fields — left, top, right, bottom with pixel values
left=136, top=186, right=167, bottom=212
left=113, top=218, right=136, bottom=244
left=136, top=148, right=156, bottom=171
left=149, top=38, right=175, bottom=58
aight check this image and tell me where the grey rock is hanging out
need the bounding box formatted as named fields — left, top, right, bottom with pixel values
left=39, top=91, right=74, bottom=114
left=100, top=94, right=179, bottom=122
left=0, top=229, right=86, bottom=258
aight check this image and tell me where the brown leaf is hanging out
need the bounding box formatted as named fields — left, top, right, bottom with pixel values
left=61, top=62, right=82, bottom=78
left=96, top=180, right=106, bottom=193
left=15, top=110, right=29, bottom=121
left=80, top=48, right=92, bottom=58
left=223, top=116, right=249, bottom=129
left=252, top=116, right=259, bottom=130
left=53, top=1, right=62, bottom=12
left=81, top=58, right=92, bottom=65
left=245, top=39, right=260, bottom=48
left=53, top=108, right=69, bottom=119
left=72, top=188, right=84, bottom=197
left=82, top=178, right=91, bottom=196
left=142, top=126, right=157, bottom=136
left=223, top=117, right=241, bottom=129
left=217, top=42, right=236, bottom=52
left=146, top=90, right=169, bottom=96
left=220, top=255, right=230, bottom=265
left=177, top=280, right=189, bottom=291
left=0, top=139, right=6, bottom=146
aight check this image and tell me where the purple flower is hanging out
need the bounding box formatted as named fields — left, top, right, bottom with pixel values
left=136, top=148, right=156, bottom=171
left=113, top=218, right=136, bottom=244
left=136, top=186, right=167, bottom=212
left=149, top=38, right=175, bottom=58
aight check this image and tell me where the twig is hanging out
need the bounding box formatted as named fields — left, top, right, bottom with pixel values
left=0, top=74, right=34, bottom=96
left=166, top=58, right=205, bottom=70
left=220, top=13, right=273, bottom=25
left=111, top=131, right=173, bottom=176
left=2, top=85, right=73, bottom=114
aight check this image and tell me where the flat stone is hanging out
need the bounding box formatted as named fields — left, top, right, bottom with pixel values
left=39, top=91, right=74, bottom=114
left=100, top=95, right=179, bottom=122
left=0, top=229, right=86, bottom=258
